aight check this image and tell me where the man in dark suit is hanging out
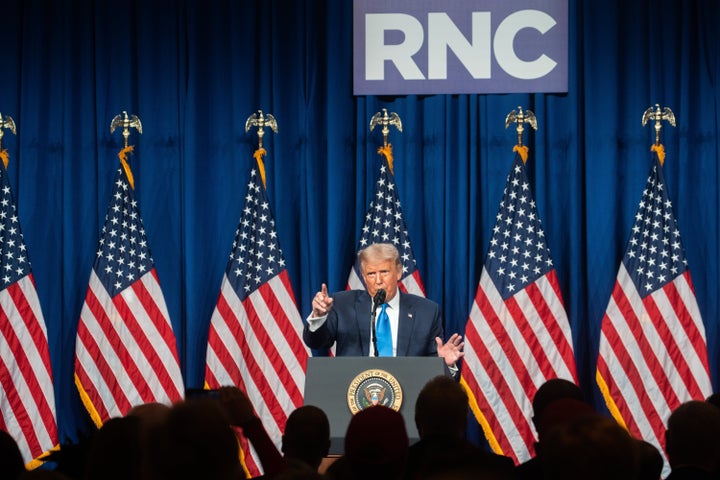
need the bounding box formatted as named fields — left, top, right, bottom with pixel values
left=303, top=243, right=463, bottom=368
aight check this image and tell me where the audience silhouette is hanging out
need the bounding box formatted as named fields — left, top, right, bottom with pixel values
left=406, top=375, right=515, bottom=480
left=281, top=405, right=330, bottom=472
left=540, top=413, right=638, bottom=480
left=83, top=415, right=143, bottom=480
left=11, top=382, right=720, bottom=480
left=326, top=404, right=408, bottom=480
left=0, top=429, right=26, bottom=480
left=143, top=396, right=245, bottom=480
left=18, top=471, right=73, bottom=480
left=665, top=400, right=720, bottom=480
left=635, top=438, right=663, bottom=480
left=249, top=404, right=330, bottom=479
left=515, top=377, right=591, bottom=480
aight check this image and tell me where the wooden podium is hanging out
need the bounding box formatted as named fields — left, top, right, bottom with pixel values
left=303, top=356, right=451, bottom=455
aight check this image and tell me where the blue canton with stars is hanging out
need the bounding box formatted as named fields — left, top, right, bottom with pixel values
left=225, top=166, right=286, bottom=301
left=0, top=163, right=32, bottom=288
left=354, top=158, right=418, bottom=278
left=485, top=155, right=554, bottom=300
left=622, top=158, right=688, bottom=296
left=93, top=167, right=155, bottom=297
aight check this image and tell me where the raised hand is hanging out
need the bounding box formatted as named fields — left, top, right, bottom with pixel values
left=311, top=283, right=334, bottom=318
left=436, top=333, right=465, bottom=366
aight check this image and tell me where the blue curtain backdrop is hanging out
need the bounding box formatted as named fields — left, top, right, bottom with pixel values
left=0, top=0, right=718, bottom=442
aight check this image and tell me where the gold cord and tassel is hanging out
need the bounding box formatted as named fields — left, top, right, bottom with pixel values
left=377, top=144, right=394, bottom=174
left=513, top=145, right=529, bottom=164
left=650, top=144, right=666, bottom=166
left=253, top=148, right=268, bottom=188
left=118, top=145, right=136, bottom=189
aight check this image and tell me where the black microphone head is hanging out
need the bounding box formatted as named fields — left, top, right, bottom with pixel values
left=374, top=288, right=386, bottom=304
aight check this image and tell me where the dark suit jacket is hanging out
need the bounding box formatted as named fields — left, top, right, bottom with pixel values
left=302, top=290, right=443, bottom=356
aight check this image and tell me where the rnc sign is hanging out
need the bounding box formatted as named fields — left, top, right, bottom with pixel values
left=353, top=0, right=568, bottom=95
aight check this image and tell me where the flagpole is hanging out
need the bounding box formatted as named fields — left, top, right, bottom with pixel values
left=208, top=108, right=308, bottom=478
left=505, top=106, right=537, bottom=164
left=0, top=112, right=60, bottom=467
left=76, top=110, right=185, bottom=431
left=110, top=111, right=143, bottom=189
left=641, top=104, right=675, bottom=165
left=460, top=104, right=577, bottom=464
left=245, top=110, right=278, bottom=188
left=370, top=108, right=402, bottom=174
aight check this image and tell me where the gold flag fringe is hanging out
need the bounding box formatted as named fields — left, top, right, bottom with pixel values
left=596, top=369, right=629, bottom=431
left=118, top=146, right=136, bottom=190
left=0, top=149, right=8, bottom=168
left=28, top=444, right=60, bottom=471
left=377, top=144, right=394, bottom=174
left=237, top=434, right=252, bottom=479
left=651, top=144, right=666, bottom=166
left=459, top=376, right=504, bottom=455
left=74, top=373, right=104, bottom=428
left=513, top=145, right=529, bottom=163
left=253, top=148, right=267, bottom=188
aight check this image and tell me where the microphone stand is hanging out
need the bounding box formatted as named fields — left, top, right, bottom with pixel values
left=370, top=289, right=385, bottom=357
left=371, top=300, right=379, bottom=357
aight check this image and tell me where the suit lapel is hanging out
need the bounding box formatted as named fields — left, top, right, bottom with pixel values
left=355, top=293, right=372, bottom=355
left=396, top=292, right=414, bottom=356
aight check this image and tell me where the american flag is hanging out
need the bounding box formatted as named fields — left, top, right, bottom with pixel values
left=347, top=155, right=425, bottom=296
left=0, top=158, right=58, bottom=465
left=74, top=164, right=184, bottom=425
left=460, top=153, right=577, bottom=464
left=205, top=160, right=309, bottom=477
left=596, top=153, right=711, bottom=475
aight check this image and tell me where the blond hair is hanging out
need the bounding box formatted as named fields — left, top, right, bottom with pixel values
left=358, top=243, right=401, bottom=273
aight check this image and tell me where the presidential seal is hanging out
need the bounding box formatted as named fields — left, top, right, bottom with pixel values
left=347, top=369, right=403, bottom=414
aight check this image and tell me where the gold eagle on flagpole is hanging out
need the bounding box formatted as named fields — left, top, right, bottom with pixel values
left=641, top=104, right=675, bottom=146
left=110, top=111, right=143, bottom=148
left=0, top=113, right=16, bottom=151
left=370, top=108, right=402, bottom=148
left=245, top=110, right=278, bottom=149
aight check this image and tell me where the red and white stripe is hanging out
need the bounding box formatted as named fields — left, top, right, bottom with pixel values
left=461, top=268, right=577, bottom=464
left=205, top=269, right=309, bottom=476
left=597, top=265, right=711, bottom=464
left=0, top=274, right=58, bottom=464
left=74, top=269, right=184, bottom=425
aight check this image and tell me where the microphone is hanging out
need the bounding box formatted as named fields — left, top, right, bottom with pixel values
left=373, top=288, right=387, bottom=309
left=371, top=289, right=386, bottom=357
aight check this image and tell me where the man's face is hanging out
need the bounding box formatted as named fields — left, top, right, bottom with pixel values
left=361, top=258, right=402, bottom=301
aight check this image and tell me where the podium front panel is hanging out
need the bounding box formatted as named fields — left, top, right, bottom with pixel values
left=303, top=356, right=450, bottom=454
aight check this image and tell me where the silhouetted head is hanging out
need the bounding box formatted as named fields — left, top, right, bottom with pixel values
left=531, top=378, right=585, bottom=431
left=345, top=406, right=408, bottom=479
left=634, top=439, right=663, bottom=480
left=541, top=414, right=637, bottom=480
left=84, top=416, right=143, bottom=480
left=144, top=398, right=242, bottom=480
left=282, top=405, right=330, bottom=469
left=665, top=400, right=720, bottom=473
left=534, top=397, right=595, bottom=444
left=0, top=430, right=25, bottom=480
left=706, top=393, right=720, bottom=410
left=414, top=375, right=468, bottom=439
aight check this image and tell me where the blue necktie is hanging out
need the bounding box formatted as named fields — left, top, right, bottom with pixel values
left=375, top=303, right=393, bottom=356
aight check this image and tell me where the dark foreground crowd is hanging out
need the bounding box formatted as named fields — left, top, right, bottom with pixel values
left=3, top=376, right=720, bottom=480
